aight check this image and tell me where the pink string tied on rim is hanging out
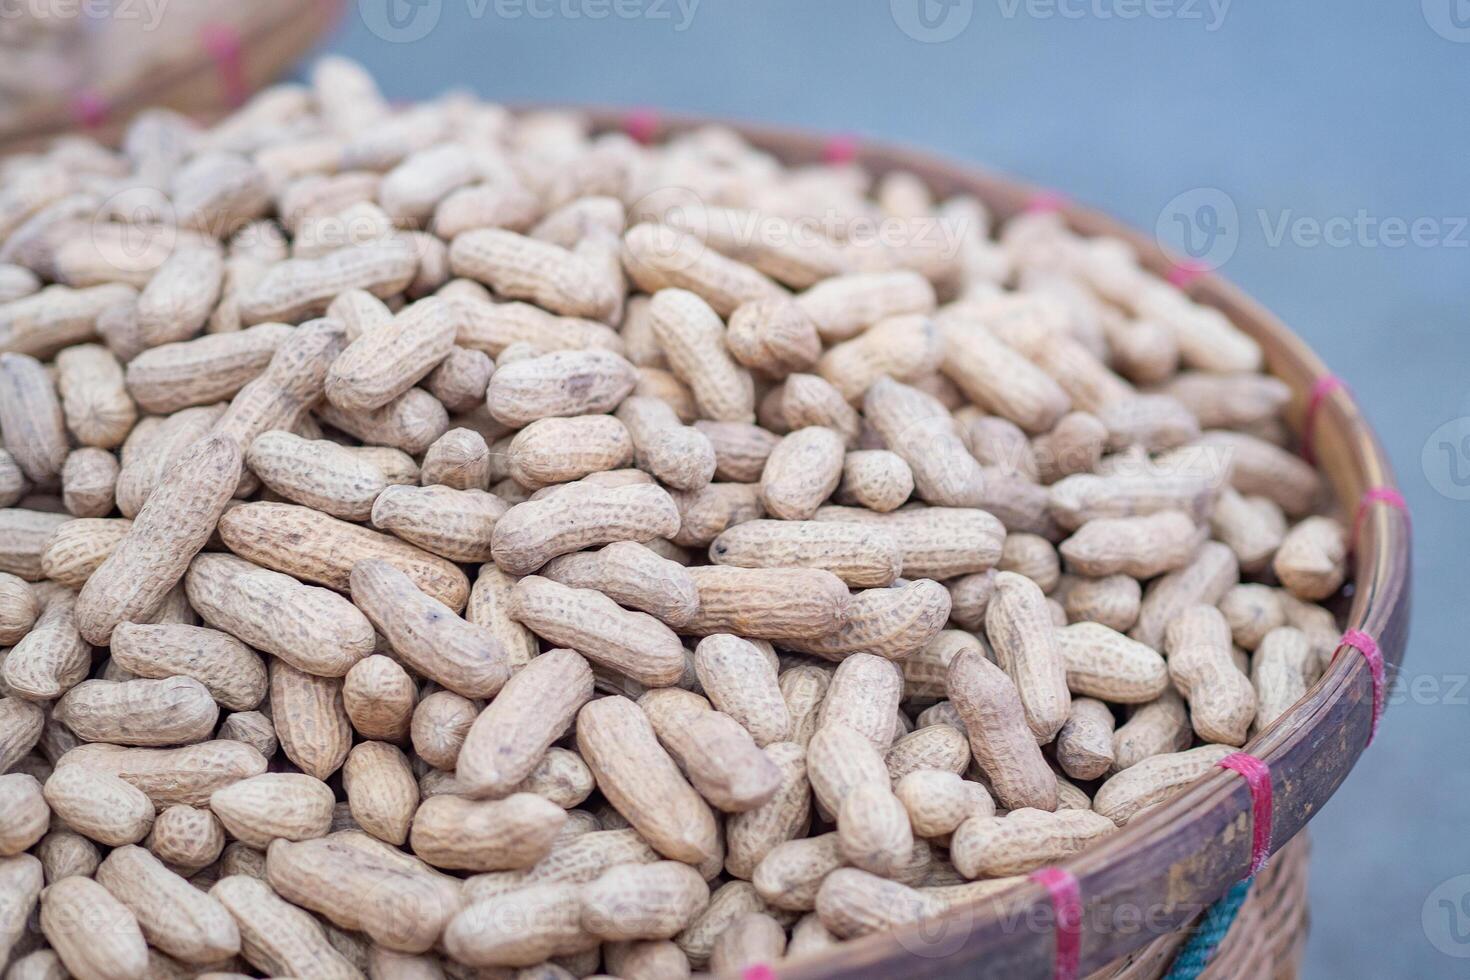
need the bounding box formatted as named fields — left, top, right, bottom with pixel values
left=821, top=133, right=860, bottom=166
left=69, top=90, right=109, bottom=130
left=1217, top=753, right=1274, bottom=877
left=1337, top=628, right=1386, bottom=747
left=1030, top=866, right=1082, bottom=980
left=1024, top=189, right=1069, bottom=215
left=742, top=964, right=777, bottom=980
left=1166, top=257, right=1211, bottom=288
left=200, top=23, right=249, bottom=109
left=1300, top=373, right=1349, bottom=467
left=1351, top=485, right=1410, bottom=553
left=622, top=108, right=659, bottom=145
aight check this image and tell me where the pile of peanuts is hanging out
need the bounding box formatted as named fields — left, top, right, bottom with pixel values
left=0, top=56, right=1354, bottom=980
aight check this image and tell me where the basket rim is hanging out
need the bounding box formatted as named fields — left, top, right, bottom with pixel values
left=565, top=107, right=1411, bottom=979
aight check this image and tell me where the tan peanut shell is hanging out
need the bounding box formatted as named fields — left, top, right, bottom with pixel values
left=109, top=622, right=267, bottom=711
left=55, top=344, right=136, bottom=448
left=946, top=648, right=1056, bottom=811
left=144, top=804, right=224, bottom=873
left=485, top=347, right=637, bottom=427
left=1092, top=743, right=1236, bottom=824
left=95, top=845, right=241, bottom=965
left=40, top=875, right=150, bottom=980
left=1055, top=621, right=1169, bottom=703
left=211, top=874, right=364, bottom=980
left=1165, top=604, right=1256, bottom=746
left=41, top=763, right=153, bottom=846
left=986, top=571, right=1070, bottom=742
left=682, top=564, right=847, bottom=641
left=54, top=676, right=219, bottom=747
left=0, top=353, right=68, bottom=484
left=342, top=655, right=417, bottom=742
left=326, top=297, right=458, bottom=412
left=950, top=807, right=1116, bottom=878
left=492, top=481, right=679, bottom=576
left=270, top=661, right=352, bottom=780
left=511, top=576, right=686, bottom=687
left=409, top=792, right=565, bottom=871
left=123, top=322, right=293, bottom=414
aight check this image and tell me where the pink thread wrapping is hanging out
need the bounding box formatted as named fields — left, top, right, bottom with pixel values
left=1337, top=628, right=1386, bottom=747
left=1351, top=485, right=1409, bottom=552
left=622, top=108, right=659, bottom=145
left=1024, top=189, right=1069, bottom=214
left=821, top=133, right=860, bottom=165
left=200, top=23, right=249, bottom=108
left=69, top=90, right=109, bottom=129
left=1166, top=258, right=1210, bottom=288
left=742, top=965, right=777, bottom=980
left=1029, top=867, right=1081, bottom=980
left=1300, top=374, right=1348, bottom=467
left=1217, top=753, right=1274, bottom=876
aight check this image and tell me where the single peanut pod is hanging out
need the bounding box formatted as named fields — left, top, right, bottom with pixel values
left=450, top=229, right=619, bottom=321
left=0, top=353, right=67, bottom=484
left=210, top=771, right=336, bottom=848
left=752, top=833, right=844, bottom=913
left=672, top=879, right=767, bottom=966
left=420, top=427, right=492, bottom=489
left=985, top=572, right=1070, bottom=742
left=1055, top=698, right=1117, bottom=780
left=123, top=322, right=294, bottom=414
left=710, top=912, right=786, bottom=975
left=862, top=377, right=985, bottom=508
left=693, top=634, right=791, bottom=746
left=342, top=655, right=417, bottom=742
left=0, top=697, right=44, bottom=772
left=511, top=576, right=686, bottom=687
left=1047, top=464, right=1220, bottom=532
left=109, top=622, right=267, bottom=712
left=315, top=386, right=450, bottom=456
left=144, top=805, right=224, bottom=873
left=575, top=696, right=720, bottom=868
left=1062, top=573, right=1141, bottom=633
left=807, top=656, right=901, bottom=755
left=3, top=590, right=91, bottom=700
left=541, top=541, right=699, bottom=628
left=726, top=297, right=821, bottom=376
left=411, top=690, right=479, bottom=771
left=1092, top=743, right=1236, bottom=824
left=711, top=519, right=901, bottom=590
left=492, top=481, right=680, bottom=576
left=604, top=939, right=694, bottom=980
left=0, top=773, right=48, bottom=856
left=1059, top=511, right=1205, bottom=579
left=409, top=792, right=565, bottom=871
left=0, top=572, right=37, bottom=643
left=0, top=853, right=42, bottom=967
left=486, top=348, right=637, bottom=427
left=37, top=827, right=100, bottom=882
left=796, top=271, right=936, bottom=343
left=55, top=677, right=218, bottom=747
left=442, top=883, right=592, bottom=968
left=1251, top=626, right=1315, bottom=732
left=670, top=482, right=764, bottom=547
left=1129, top=541, right=1239, bottom=649
left=1219, top=583, right=1287, bottom=651
left=186, top=552, right=376, bottom=677
left=788, top=579, right=952, bottom=663
left=695, top=420, right=780, bottom=483
left=37, top=517, right=128, bottom=589
left=895, top=769, right=994, bottom=838
left=616, top=396, right=717, bottom=491
left=507, top=414, right=634, bottom=488
left=1210, top=487, right=1286, bottom=574
left=780, top=664, right=832, bottom=749
left=625, top=225, right=785, bottom=320
left=40, top=875, right=150, bottom=980
left=219, top=501, right=470, bottom=610
left=834, top=450, right=914, bottom=512
left=1196, top=430, right=1320, bottom=517
left=1165, top=605, right=1256, bottom=746
left=581, top=861, right=711, bottom=942
left=449, top=289, right=623, bottom=355
left=339, top=742, right=419, bottom=847
left=368, top=483, right=506, bottom=564
left=1273, top=516, right=1348, bottom=601
left=115, top=404, right=227, bottom=517
left=424, top=345, right=494, bottom=414
left=54, top=739, right=266, bottom=808
left=351, top=559, right=509, bottom=699
left=58, top=448, right=117, bottom=517
left=646, top=703, right=782, bottom=813
left=240, top=240, right=416, bottom=324
left=42, top=760, right=154, bottom=846
left=270, top=661, right=352, bottom=780
left=217, top=710, right=278, bottom=759
left=682, top=564, right=847, bottom=641
left=902, top=630, right=983, bottom=703
left=837, top=781, right=914, bottom=877
left=804, top=722, right=891, bottom=820
left=136, top=245, right=224, bottom=347
left=457, top=648, right=594, bottom=799
left=816, top=314, right=945, bottom=404
left=265, top=832, right=462, bottom=954
left=1055, top=621, right=1168, bottom=703
left=885, top=724, right=971, bottom=781
left=645, top=287, right=756, bottom=421
left=814, top=868, right=939, bottom=939
left=55, top=344, right=136, bottom=449
left=813, top=504, right=1005, bottom=580
left=779, top=372, right=861, bottom=445
left=211, top=874, right=363, bottom=980
left=75, top=434, right=240, bottom=644
left=95, top=845, right=240, bottom=965
left=951, top=807, right=1116, bottom=878
left=946, top=648, right=1056, bottom=811
left=0, top=281, right=136, bottom=358
left=245, top=430, right=397, bottom=520
left=325, top=297, right=458, bottom=413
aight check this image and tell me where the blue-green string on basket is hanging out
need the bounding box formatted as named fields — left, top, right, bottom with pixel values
left=1162, top=877, right=1254, bottom=980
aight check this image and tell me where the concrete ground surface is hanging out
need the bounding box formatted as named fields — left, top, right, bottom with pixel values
left=320, top=3, right=1469, bottom=975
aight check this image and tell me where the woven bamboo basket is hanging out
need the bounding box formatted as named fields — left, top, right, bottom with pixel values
left=572, top=110, right=1410, bottom=980
left=0, top=0, right=343, bottom=154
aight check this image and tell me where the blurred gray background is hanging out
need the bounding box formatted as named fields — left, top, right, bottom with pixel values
left=321, top=2, right=1468, bottom=976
